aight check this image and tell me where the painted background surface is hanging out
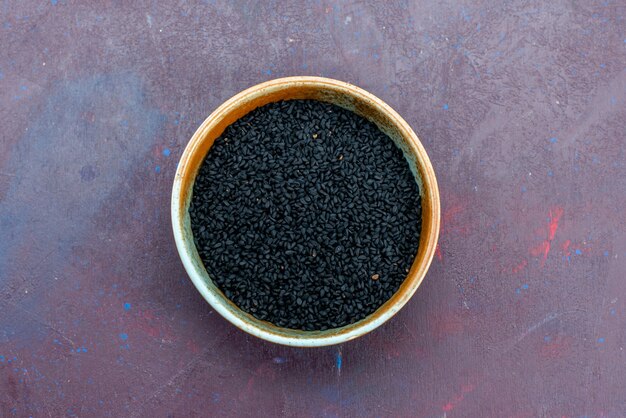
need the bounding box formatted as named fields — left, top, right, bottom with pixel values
left=1, top=1, right=625, bottom=417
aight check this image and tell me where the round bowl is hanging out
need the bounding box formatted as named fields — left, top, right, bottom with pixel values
left=172, top=76, right=440, bottom=347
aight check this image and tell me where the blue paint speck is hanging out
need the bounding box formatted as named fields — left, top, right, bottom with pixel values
left=265, top=69, right=272, bottom=75
left=124, top=302, right=131, bottom=311
left=51, top=0, right=58, bottom=4
left=155, top=165, right=161, bottom=173
left=119, top=333, right=128, bottom=341
left=550, top=137, right=557, bottom=143
left=442, top=103, right=449, bottom=110
left=604, top=250, right=609, bottom=257
left=0, top=355, right=4, bottom=362
left=211, top=392, right=221, bottom=403
left=599, top=63, right=606, bottom=68
left=597, top=337, right=605, bottom=343
left=610, top=96, right=617, bottom=105
left=521, top=186, right=527, bottom=193
left=335, top=349, right=342, bottom=372
left=162, top=148, right=171, bottom=157
left=575, top=249, right=582, bottom=255
left=0, top=71, right=3, bottom=80
left=548, top=170, right=553, bottom=177
left=272, top=357, right=287, bottom=364
left=610, top=308, right=616, bottom=316
left=469, top=276, right=476, bottom=284
left=515, top=288, right=521, bottom=294
left=20, top=85, right=28, bottom=91
left=544, top=335, right=551, bottom=342
left=521, top=284, right=529, bottom=290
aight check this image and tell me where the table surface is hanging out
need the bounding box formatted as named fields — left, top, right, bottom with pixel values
left=1, top=1, right=625, bottom=417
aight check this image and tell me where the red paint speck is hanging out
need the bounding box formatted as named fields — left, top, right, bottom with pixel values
left=561, top=239, right=571, bottom=256
left=548, top=207, right=563, bottom=240
left=441, top=382, right=476, bottom=412
left=432, top=313, right=465, bottom=339
left=511, top=259, right=528, bottom=274
left=436, top=199, right=469, bottom=263
left=530, top=241, right=549, bottom=257
left=529, top=207, right=564, bottom=265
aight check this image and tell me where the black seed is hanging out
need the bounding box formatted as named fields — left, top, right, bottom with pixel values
left=189, top=99, right=421, bottom=331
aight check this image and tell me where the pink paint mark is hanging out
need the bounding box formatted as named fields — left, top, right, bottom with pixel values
left=530, top=241, right=549, bottom=258
left=442, top=402, right=454, bottom=412
left=238, top=376, right=256, bottom=402
left=81, top=111, right=96, bottom=123
left=135, top=309, right=164, bottom=338
left=383, top=341, right=401, bottom=359
left=432, top=313, right=465, bottom=339
left=529, top=207, right=564, bottom=265
left=548, top=207, right=563, bottom=240
left=511, top=259, right=528, bottom=274
left=542, top=242, right=551, bottom=262
left=254, top=362, right=277, bottom=380
left=442, top=383, right=475, bottom=412
left=540, top=336, right=572, bottom=359
left=561, top=239, right=571, bottom=256
left=186, top=340, right=200, bottom=354
left=436, top=200, right=469, bottom=263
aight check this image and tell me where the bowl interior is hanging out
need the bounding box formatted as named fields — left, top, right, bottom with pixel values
left=172, top=77, right=440, bottom=346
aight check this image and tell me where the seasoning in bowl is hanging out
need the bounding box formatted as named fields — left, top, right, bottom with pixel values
left=189, top=99, right=421, bottom=331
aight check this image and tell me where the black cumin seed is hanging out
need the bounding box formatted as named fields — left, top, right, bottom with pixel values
left=189, top=99, right=421, bottom=331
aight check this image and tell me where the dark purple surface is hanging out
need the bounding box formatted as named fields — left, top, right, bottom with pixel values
left=1, top=1, right=625, bottom=417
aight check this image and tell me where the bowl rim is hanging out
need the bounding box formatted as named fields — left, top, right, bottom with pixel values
left=171, top=76, right=440, bottom=347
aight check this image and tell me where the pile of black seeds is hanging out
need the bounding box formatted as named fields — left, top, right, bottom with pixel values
left=190, top=99, right=421, bottom=331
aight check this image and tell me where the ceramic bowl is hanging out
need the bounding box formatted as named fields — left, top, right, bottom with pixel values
left=171, top=76, right=440, bottom=347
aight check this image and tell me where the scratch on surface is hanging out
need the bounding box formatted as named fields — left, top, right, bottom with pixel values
left=1, top=299, right=76, bottom=348
left=34, top=248, right=58, bottom=270
left=515, top=312, right=560, bottom=345
left=129, top=329, right=237, bottom=417
left=129, top=349, right=208, bottom=418
left=500, top=312, right=565, bottom=354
